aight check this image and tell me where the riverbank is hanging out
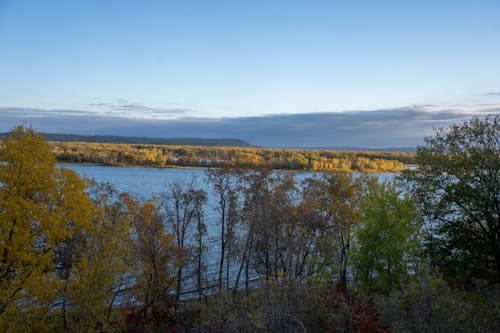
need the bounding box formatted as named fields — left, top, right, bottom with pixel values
left=58, top=161, right=414, bottom=174
left=50, top=140, right=415, bottom=174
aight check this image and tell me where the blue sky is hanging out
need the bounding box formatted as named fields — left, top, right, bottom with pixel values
left=1, top=0, right=499, bottom=147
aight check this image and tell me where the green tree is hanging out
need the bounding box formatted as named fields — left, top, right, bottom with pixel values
left=405, top=115, right=500, bottom=282
left=353, top=181, right=421, bottom=291
left=0, top=126, right=93, bottom=331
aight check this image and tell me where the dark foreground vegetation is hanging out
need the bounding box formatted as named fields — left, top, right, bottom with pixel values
left=0, top=115, right=498, bottom=332
left=49, top=140, right=414, bottom=173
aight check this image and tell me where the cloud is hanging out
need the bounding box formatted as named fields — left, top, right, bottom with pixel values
left=87, top=99, right=191, bottom=118
left=1, top=104, right=498, bottom=148
left=484, top=91, right=500, bottom=96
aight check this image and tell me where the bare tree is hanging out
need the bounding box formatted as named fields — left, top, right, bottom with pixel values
left=206, top=166, right=242, bottom=292
left=162, top=179, right=206, bottom=302
left=192, top=188, right=208, bottom=301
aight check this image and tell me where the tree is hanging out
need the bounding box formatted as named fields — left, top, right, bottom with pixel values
left=325, top=173, right=367, bottom=288
left=235, top=168, right=270, bottom=293
left=249, top=171, right=298, bottom=282
left=300, top=173, right=367, bottom=288
left=57, top=182, right=134, bottom=332
left=206, top=166, right=241, bottom=291
left=0, top=126, right=94, bottom=330
left=162, top=180, right=206, bottom=301
left=404, top=115, right=500, bottom=282
left=352, top=181, right=421, bottom=291
left=123, top=195, right=179, bottom=326
left=191, top=188, right=208, bottom=301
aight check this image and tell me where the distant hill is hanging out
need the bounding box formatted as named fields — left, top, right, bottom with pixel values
left=0, top=132, right=415, bottom=151
left=0, top=132, right=253, bottom=147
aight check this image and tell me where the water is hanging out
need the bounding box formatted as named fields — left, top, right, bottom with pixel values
left=62, top=164, right=397, bottom=199
left=62, top=164, right=206, bottom=198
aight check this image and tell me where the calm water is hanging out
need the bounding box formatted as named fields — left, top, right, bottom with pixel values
left=61, top=164, right=396, bottom=199
left=62, top=164, right=208, bottom=198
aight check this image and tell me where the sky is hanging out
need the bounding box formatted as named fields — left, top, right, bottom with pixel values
left=1, top=0, right=499, bottom=147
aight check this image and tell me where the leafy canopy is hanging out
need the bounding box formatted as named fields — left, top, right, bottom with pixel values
left=405, top=115, right=500, bottom=282
left=353, top=181, right=420, bottom=291
left=0, top=126, right=94, bottom=330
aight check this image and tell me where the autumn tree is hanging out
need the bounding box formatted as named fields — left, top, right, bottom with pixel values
left=404, top=115, right=500, bottom=282
left=249, top=172, right=299, bottom=282
left=123, top=195, right=179, bottom=326
left=326, top=173, right=368, bottom=288
left=0, top=126, right=94, bottom=331
left=295, top=176, right=332, bottom=280
left=235, top=167, right=272, bottom=292
left=300, top=173, right=368, bottom=287
left=57, top=182, right=134, bottom=332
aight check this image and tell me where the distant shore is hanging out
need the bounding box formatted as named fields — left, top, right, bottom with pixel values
left=58, top=161, right=413, bottom=174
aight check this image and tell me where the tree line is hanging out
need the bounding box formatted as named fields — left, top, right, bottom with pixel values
left=0, top=115, right=498, bottom=332
left=49, top=141, right=414, bottom=173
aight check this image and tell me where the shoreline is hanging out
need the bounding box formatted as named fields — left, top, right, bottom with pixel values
left=58, top=161, right=408, bottom=174
left=58, top=162, right=207, bottom=171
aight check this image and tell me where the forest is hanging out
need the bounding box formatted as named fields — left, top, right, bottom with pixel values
left=0, top=115, right=498, bottom=332
left=48, top=141, right=414, bottom=173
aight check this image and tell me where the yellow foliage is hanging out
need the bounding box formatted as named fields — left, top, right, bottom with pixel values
left=123, top=195, right=179, bottom=313
left=49, top=140, right=413, bottom=173
left=0, top=127, right=94, bottom=331
left=59, top=194, right=134, bottom=332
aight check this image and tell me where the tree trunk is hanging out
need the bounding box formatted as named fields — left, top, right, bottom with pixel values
left=492, top=241, right=500, bottom=282
left=176, top=268, right=182, bottom=304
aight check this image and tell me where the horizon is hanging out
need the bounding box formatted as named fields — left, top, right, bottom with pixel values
left=0, top=130, right=418, bottom=151
left=1, top=1, right=500, bottom=147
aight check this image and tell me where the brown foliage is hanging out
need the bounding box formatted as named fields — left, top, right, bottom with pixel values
left=321, top=284, right=388, bottom=333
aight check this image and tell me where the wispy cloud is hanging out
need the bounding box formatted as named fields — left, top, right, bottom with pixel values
left=1, top=104, right=498, bottom=148
left=0, top=107, right=104, bottom=118
left=484, top=91, right=500, bottom=96
left=87, top=99, right=192, bottom=118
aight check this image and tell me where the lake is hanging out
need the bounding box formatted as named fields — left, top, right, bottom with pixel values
left=61, top=164, right=397, bottom=199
